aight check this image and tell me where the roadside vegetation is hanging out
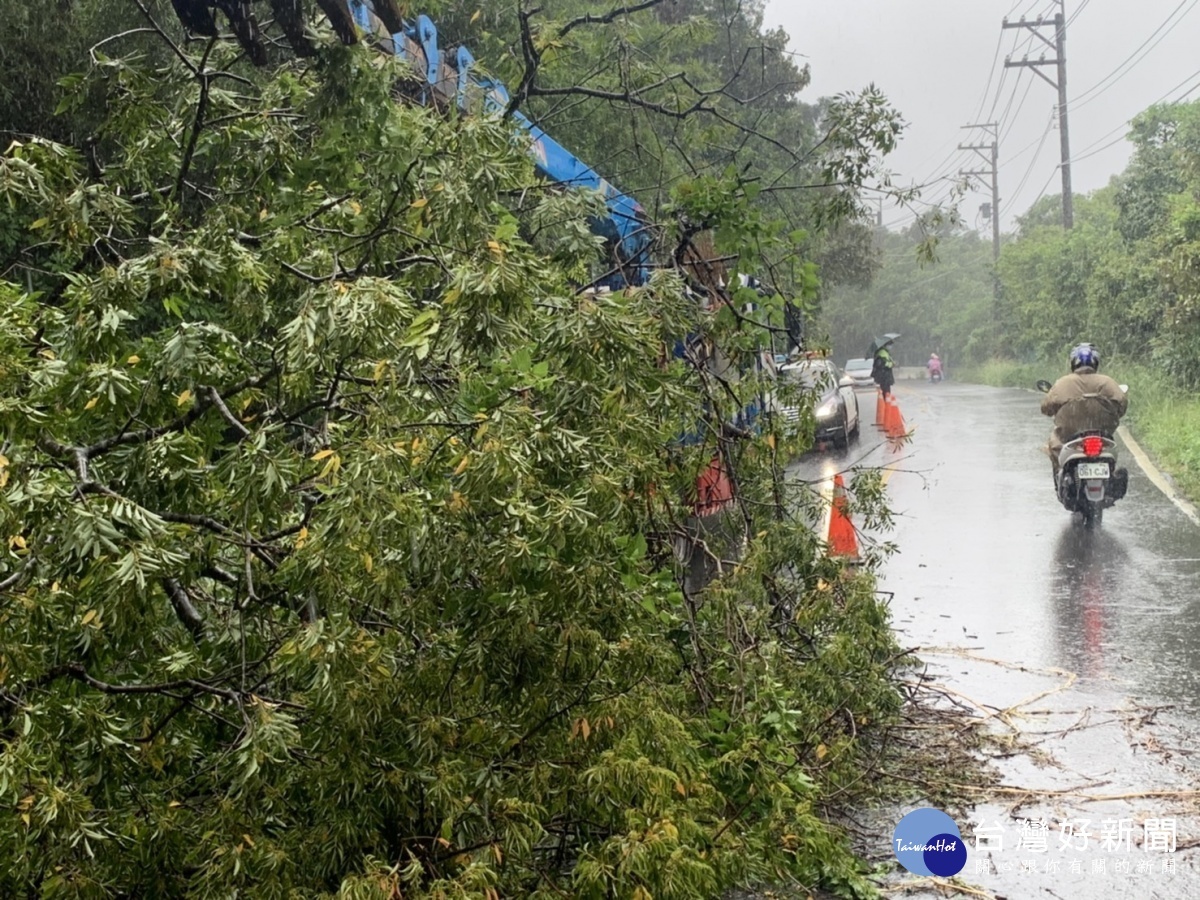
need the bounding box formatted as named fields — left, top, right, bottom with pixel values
left=0, top=1, right=930, bottom=897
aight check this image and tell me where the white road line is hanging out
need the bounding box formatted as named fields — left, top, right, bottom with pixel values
left=1116, top=425, right=1200, bottom=528
left=818, top=478, right=834, bottom=542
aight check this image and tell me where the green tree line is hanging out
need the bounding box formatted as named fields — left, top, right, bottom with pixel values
left=995, top=100, right=1200, bottom=384
left=819, top=98, right=1200, bottom=382
left=819, top=222, right=994, bottom=368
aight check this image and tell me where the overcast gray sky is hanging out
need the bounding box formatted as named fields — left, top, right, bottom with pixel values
left=762, top=0, right=1200, bottom=233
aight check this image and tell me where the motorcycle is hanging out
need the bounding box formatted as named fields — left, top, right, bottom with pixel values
left=1036, top=380, right=1130, bottom=525
left=929, top=368, right=943, bottom=383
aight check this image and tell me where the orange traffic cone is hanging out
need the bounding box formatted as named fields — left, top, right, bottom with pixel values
left=885, top=397, right=906, bottom=440
left=875, top=388, right=886, bottom=427
left=694, top=454, right=735, bottom=515
left=827, top=473, right=860, bottom=560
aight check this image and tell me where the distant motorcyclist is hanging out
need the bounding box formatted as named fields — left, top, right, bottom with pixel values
left=1041, top=343, right=1128, bottom=480
left=927, top=353, right=943, bottom=381
left=871, top=346, right=895, bottom=398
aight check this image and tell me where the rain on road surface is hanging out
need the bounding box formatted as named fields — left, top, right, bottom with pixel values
left=791, top=380, right=1200, bottom=899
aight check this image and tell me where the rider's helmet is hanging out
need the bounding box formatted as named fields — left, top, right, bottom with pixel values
left=1069, top=343, right=1100, bottom=372
left=930, top=353, right=939, bottom=360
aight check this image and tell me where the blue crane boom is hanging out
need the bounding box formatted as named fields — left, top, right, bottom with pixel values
left=346, top=3, right=653, bottom=290
left=164, top=0, right=779, bottom=524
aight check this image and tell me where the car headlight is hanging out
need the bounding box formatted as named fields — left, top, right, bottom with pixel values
left=816, top=399, right=839, bottom=418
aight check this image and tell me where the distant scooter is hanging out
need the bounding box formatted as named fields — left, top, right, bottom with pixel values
left=927, top=355, right=943, bottom=383
left=1036, top=380, right=1130, bottom=525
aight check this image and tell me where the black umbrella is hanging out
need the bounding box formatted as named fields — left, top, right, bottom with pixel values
left=869, top=333, right=901, bottom=355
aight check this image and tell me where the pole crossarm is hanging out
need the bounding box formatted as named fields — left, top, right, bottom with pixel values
left=1002, top=17, right=1058, bottom=52
left=1005, top=57, right=1060, bottom=89
left=958, top=122, right=1001, bottom=263
left=960, top=144, right=994, bottom=166
left=999, top=9, right=1072, bottom=228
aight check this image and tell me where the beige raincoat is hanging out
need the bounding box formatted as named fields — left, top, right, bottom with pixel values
left=1040, top=367, right=1128, bottom=468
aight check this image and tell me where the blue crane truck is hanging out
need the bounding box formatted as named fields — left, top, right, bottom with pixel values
left=167, top=0, right=783, bottom=523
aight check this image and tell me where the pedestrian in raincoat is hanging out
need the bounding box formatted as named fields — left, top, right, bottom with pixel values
left=1041, top=343, right=1127, bottom=479
left=871, top=346, right=895, bottom=398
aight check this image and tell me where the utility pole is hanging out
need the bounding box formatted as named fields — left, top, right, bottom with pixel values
left=960, top=122, right=1002, bottom=316
left=1003, top=3, right=1073, bottom=228
left=959, top=122, right=1000, bottom=263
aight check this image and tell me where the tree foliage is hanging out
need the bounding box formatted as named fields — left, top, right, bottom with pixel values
left=0, top=3, right=906, bottom=898
left=991, top=101, right=1200, bottom=381
left=818, top=222, right=995, bottom=367
left=421, top=0, right=904, bottom=300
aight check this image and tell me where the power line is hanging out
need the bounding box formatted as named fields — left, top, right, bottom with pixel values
left=910, top=0, right=1046, bottom=213
left=915, top=174, right=970, bottom=209
left=1071, top=132, right=1131, bottom=165
left=880, top=169, right=983, bottom=230
left=1000, top=103, right=1055, bottom=164
left=1026, top=163, right=1062, bottom=213
left=995, top=68, right=1027, bottom=129
left=970, top=31, right=1008, bottom=126
left=1065, top=0, right=1092, bottom=28
left=994, top=3, right=1078, bottom=214
left=1069, top=0, right=1200, bottom=111
left=1175, top=73, right=1200, bottom=102
left=879, top=193, right=961, bottom=229
left=899, top=2, right=1083, bottom=233
left=998, top=71, right=1036, bottom=146
left=877, top=179, right=967, bottom=229
left=986, top=5, right=1052, bottom=125
left=1020, top=0, right=1052, bottom=19
left=959, top=123, right=1001, bottom=263
left=985, top=50, right=1013, bottom=124
left=903, top=138, right=990, bottom=215
left=889, top=144, right=1002, bottom=229
left=1069, top=63, right=1200, bottom=164
left=912, top=145, right=973, bottom=191
left=886, top=2, right=1055, bottom=233
left=1004, top=113, right=1055, bottom=214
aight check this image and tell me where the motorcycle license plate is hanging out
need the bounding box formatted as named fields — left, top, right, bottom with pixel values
left=1077, top=462, right=1110, bottom=479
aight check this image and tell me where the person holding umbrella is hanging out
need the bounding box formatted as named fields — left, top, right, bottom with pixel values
left=870, top=333, right=899, bottom=399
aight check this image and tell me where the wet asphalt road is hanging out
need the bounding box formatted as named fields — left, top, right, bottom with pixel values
left=791, top=380, right=1200, bottom=899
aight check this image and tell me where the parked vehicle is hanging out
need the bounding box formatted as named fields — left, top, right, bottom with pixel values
left=778, top=358, right=860, bottom=449
left=1036, top=379, right=1130, bottom=525
left=843, top=357, right=875, bottom=389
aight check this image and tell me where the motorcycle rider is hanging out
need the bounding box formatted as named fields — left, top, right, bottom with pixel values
left=1041, top=343, right=1128, bottom=482
left=927, top=353, right=943, bottom=381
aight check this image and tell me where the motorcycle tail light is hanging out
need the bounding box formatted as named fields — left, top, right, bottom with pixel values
left=1082, top=436, right=1104, bottom=457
